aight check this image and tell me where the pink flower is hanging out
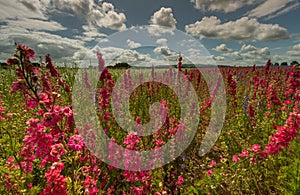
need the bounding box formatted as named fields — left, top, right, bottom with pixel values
left=176, top=175, right=184, bottom=185
left=67, top=135, right=85, bottom=151
left=123, top=132, right=139, bottom=149
left=232, top=155, right=240, bottom=163
left=265, top=112, right=270, bottom=117
left=239, top=150, right=249, bottom=157
left=259, top=152, right=268, bottom=159
left=41, top=162, right=67, bottom=195
left=284, top=89, right=293, bottom=95
left=50, top=143, right=65, bottom=159
left=155, top=140, right=165, bottom=146
left=84, top=176, right=99, bottom=195
left=251, top=144, right=261, bottom=153
left=6, top=56, right=20, bottom=66
left=210, top=160, right=216, bottom=167
left=251, top=156, right=257, bottom=164
left=45, top=54, right=60, bottom=77
left=26, top=97, right=38, bottom=109
left=207, top=169, right=213, bottom=177
left=132, top=186, right=143, bottom=195
left=17, top=44, right=36, bottom=60
left=284, top=100, right=292, bottom=105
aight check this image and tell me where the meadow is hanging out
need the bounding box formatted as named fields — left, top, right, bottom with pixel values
left=0, top=44, right=299, bottom=194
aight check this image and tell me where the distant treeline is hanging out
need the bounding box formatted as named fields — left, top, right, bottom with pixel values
left=1, top=60, right=298, bottom=69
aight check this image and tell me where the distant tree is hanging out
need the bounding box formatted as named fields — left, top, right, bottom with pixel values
left=274, top=62, right=279, bottom=66
left=290, top=61, right=299, bottom=66
left=110, top=62, right=130, bottom=69
left=281, top=62, right=288, bottom=66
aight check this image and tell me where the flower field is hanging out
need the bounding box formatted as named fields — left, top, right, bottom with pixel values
left=0, top=44, right=299, bottom=194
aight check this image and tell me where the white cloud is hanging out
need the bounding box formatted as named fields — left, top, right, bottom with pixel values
left=0, top=0, right=48, bottom=20
left=153, top=46, right=178, bottom=63
left=213, top=56, right=225, bottom=61
left=150, top=7, right=177, bottom=29
left=185, top=16, right=289, bottom=42
left=156, top=38, right=168, bottom=46
left=74, top=25, right=107, bottom=42
left=223, top=51, right=243, bottom=60
left=265, top=2, right=300, bottom=20
left=52, top=0, right=94, bottom=18
left=287, top=43, right=300, bottom=56
left=0, top=25, right=87, bottom=62
left=220, top=44, right=270, bottom=65
left=52, top=0, right=127, bottom=31
left=99, top=46, right=170, bottom=67
left=191, top=0, right=299, bottom=19
left=147, top=25, right=175, bottom=37
left=241, top=44, right=257, bottom=52
left=191, top=0, right=246, bottom=13
left=4, top=18, right=66, bottom=31
left=247, top=0, right=298, bottom=19
left=127, top=39, right=141, bottom=49
left=154, top=46, right=176, bottom=56
left=213, top=44, right=232, bottom=52
left=90, top=8, right=127, bottom=31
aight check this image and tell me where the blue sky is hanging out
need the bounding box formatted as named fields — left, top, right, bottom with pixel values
left=1, top=0, right=300, bottom=66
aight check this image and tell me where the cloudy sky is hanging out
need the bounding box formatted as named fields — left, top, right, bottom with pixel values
left=1, top=0, right=300, bottom=66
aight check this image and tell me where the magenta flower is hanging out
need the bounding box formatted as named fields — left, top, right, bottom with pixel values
left=284, top=100, right=292, bottom=105
left=176, top=175, right=184, bottom=185
left=67, top=135, right=85, bottom=151
left=50, top=143, right=65, bottom=159
left=207, top=169, right=213, bottom=177
left=210, top=160, right=216, bottom=167
left=41, top=162, right=67, bottom=195
left=251, top=156, right=257, bottom=164
left=232, top=155, right=240, bottom=163
left=251, top=144, right=261, bottom=153
left=239, top=150, right=249, bottom=157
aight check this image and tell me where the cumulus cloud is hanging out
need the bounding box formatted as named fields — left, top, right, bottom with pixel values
left=153, top=46, right=178, bottom=63
left=213, top=56, right=225, bottom=61
left=220, top=44, right=270, bottom=65
left=241, top=44, right=257, bottom=52
left=127, top=39, right=141, bottom=49
left=52, top=0, right=126, bottom=31
left=90, top=7, right=127, bottom=31
left=154, top=46, right=176, bottom=56
left=185, top=16, right=289, bottom=42
left=213, top=44, right=232, bottom=52
left=99, top=47, right=170, bottom=67
left=150, top=7, right=177, bottom=29
left=287, top=43, right=300, bottom=56
left=156, top=38, right=168, bottom=46
left=223, top=51, right=243, bottom=60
